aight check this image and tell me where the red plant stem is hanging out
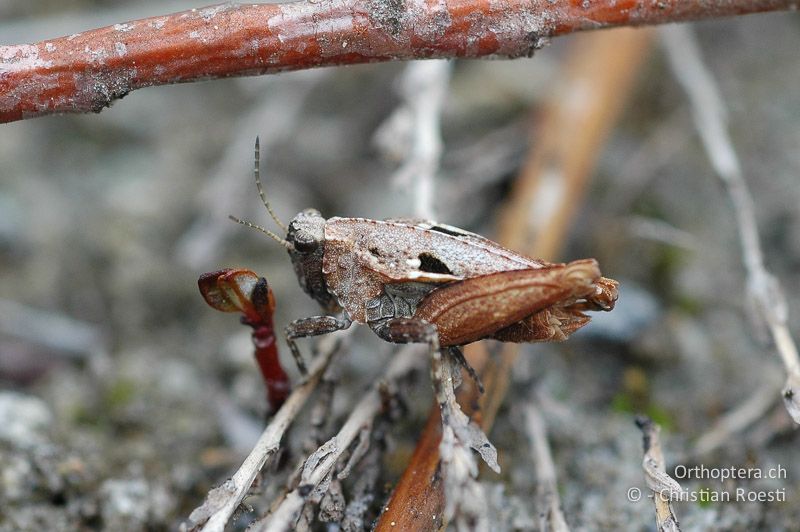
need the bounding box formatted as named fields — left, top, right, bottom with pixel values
left=246, top=318, right=291, bottom=413
left=0, top=0, right=793, bottom=123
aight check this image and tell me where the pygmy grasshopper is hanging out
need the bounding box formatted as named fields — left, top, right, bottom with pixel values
left=232, top=139, right=619, bottom=386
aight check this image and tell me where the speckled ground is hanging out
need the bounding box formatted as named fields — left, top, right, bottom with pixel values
left=1, top=3, right=799, bottom=530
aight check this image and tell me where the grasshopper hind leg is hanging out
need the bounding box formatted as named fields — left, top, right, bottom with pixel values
left=448, top=346, right=484, bottom=394
left=377, top=318, right=464, bottom=424
left=284, top=315, right=352, bottom=376
left=380, top=318, right=500, bottom=472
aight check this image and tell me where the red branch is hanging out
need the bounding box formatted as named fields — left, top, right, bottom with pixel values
left=0, top=0, right=793, bottom=123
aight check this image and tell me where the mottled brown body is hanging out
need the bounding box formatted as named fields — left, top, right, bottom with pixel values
left=322, top=217, right=545, bottom=322
left=229, top=143, right=620, bottom=468
left=231, top=139, right=616, bottom=372
left=279, top=211, right=618, bottom=362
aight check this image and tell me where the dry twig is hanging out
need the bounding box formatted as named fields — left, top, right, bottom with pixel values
left=0, top=298, right=106, bottom=358
left=1, top=1, right=793, bottom=123
left=340, top=444, right=382, bottom=531
left=660, top=24, right=800, bottom=424
left=184, top=329, right=351, bottom=532
left=636, top=416, right=682, bottom=532
left=693, top=378, right=782, bottom=457
left=524, top=401, right=570, bottom=532
left=374, top=60, right=451, bottom=220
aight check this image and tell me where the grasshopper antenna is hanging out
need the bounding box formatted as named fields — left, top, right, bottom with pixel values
left=229, top=215, right=294, bottom=251
left=253, top=137, right=288, bottom=233
left=228, top=137, right=293, bottom=250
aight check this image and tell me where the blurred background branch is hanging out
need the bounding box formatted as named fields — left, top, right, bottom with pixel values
left=0, top=0, right=793, bottom=123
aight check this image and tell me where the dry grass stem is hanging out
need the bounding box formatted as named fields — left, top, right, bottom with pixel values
left=693, top=383, right=781, bottom=457
left=375, top=60, right=451, bottom=220
left=0, top=298, right=106, bottom=358
left=374, top=408, right=444, bottom=530
left=636, top=417, right=682, bottom=532
left=498, top=28, right=655, bottom=255
left=625, top=216, right=698, bottom=251
left=185, top=329, right=351, bottom=532
left=524, top=401, right=570, bottom=532
left=660, top=24, right=800, bottom=424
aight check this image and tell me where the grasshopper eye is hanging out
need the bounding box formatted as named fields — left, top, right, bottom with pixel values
left=293, top=233, right=319, bottom=253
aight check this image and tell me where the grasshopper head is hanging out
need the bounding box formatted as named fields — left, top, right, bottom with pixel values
left=286, top=208, right=325, bottom=253
left=286, top=209, right=339, bottom=312
left=232, top=139, right=340, bottom=312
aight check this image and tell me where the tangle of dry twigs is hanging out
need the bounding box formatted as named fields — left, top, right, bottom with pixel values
left=661, top=24, right=800, bottom=425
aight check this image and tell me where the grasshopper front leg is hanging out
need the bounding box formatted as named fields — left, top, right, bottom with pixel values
left=284, top=315, right=352, bottom=375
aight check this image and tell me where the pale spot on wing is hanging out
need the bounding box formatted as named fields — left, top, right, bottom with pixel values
left=406, top=258, right=422, bottom=268
left=405, top=270, right=461, bottom=282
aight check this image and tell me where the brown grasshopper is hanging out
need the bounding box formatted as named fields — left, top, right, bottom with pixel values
left=232, top=139, right=619, bottom=388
